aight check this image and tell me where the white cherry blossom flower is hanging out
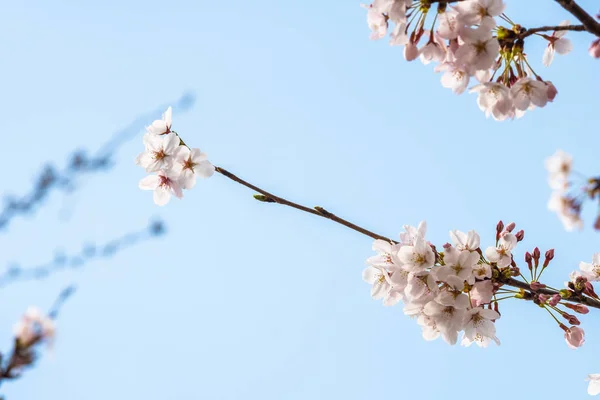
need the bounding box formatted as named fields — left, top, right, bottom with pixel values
left=580, top=253, right=600, bottom=281
left=587, top=374, right=600, bottom=396
left=485, top=233, right=517, bottom=268
left=455, top=21, right=500, bottom=70
left=449, top=230, right=480, bottom=251
left=172, top=147, right=215, bottom=189
left=510, top=77, right=549, bottom=111
left=362, top=4, right=388, bottom=40
left=397, top=237, right=435, bottom=272
left=455, top=0, right=505, bottom=26
left=146, top=106, right=173, bottom=135
left=399, top=221, right=427, bottom=246
left=461, top=307, right=500, bottom=347
left=390, top=23, right=409, bottom=46
left=135, top=133, right=180, bottom=173
left=436, top=249, right=479, bottom=284
left=423, top=300, right=466, bottom=345
left=419, top=32, right=447, bottom=65
left=545, top=149, right=572, bottom=190
left=470, top=280, right=494, bottom=306
left=437, top=9, right=462, bottom=40
left=543, top=21, right=573, bottom=67
left=404, top=271, right=438, bottom=304
left=139, top=169, right=184, bottom=206
left=469, top=82, right=515, bottom=121
left=13, top=307, right=55, bottom=347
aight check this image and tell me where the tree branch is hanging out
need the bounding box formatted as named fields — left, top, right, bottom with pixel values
left=521, top=24, right=586, bottom=38
left=215, top=165, right=600, bottom=309
left=554, top=0, right=600, bottom=37
left=215, top=166, right=396, bottom=243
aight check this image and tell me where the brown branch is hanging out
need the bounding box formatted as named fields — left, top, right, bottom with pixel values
left=214, top=165, right=600, bottom=310
left=214, top=166, right=396, bottom=243
left=501, top=276, right=600, bottom=309
left=520, top=24, right=586, bottom=38
left=554, top=0, right=600, bottom=37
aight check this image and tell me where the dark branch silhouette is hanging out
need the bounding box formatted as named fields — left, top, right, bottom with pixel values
left=0, top=219, right=166, bottom=288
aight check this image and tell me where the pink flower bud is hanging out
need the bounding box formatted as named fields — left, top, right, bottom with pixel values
left=404, top=42, right=419, bottom=61
left=584, top=282, right=599, bottom=299
left=594, top=215, right=600, bottom=231
left=565, top=303, right=590, bottom=314
left=525, top=252, right=533, bottom=271
left=496, top=220, right=504, bottom=237
left=530, top=281, right=546, bottom=291
left=532, top=247, right=541, bottom=267
left=549, top=294, right=561, bottom=307
left=545, top=81, right=558, bottom=102
left=443, top=242, right=452, bottom=250
left=563, top=313, right=580, bottom=325
left=515, top=230, right=524, bottom=242
left=538, top=294, right=549, bottom=303
left=543, top=249, right=555, bottom=268
left=564, top=326, right=585, bottom=349
left=589, top=39, right=600, bottom=59
left=504, top=222, right=516, bottom=233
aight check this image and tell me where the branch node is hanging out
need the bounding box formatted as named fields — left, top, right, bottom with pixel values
left=253, top=194, right=276, bottom=203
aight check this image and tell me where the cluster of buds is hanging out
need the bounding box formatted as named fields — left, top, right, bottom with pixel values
left=545, top=150, right=600, bottom=231
left=360, top=0, right=591, bottom=120
left=363, top=220, right=598, bottom=352
left=1, top=308, right=55, bottom=382
left=135, top=107, right=215, bottom=206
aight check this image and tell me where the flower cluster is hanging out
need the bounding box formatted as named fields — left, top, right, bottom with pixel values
left=545, top=150, right=600, bottom=231
left=135, top=107, right=215, bottom=206
left=363, top=220, right=598, bottom=353
left=361, top=0, right=578, bottom=120
left=363, top=221, right=502, bottom=347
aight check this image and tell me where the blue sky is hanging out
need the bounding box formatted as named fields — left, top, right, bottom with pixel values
left=1, top=0, right=600, bottom=398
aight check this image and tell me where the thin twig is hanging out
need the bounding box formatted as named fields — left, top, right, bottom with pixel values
left=554, top=0, right=600, bottom=37
left=214, top=166, right=396, bottom=243
left=520, top=24, right=586, bottom=38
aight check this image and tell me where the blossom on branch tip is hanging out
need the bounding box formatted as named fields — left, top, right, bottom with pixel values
left=146, top=106, right=173, bottom=135
left=542, top=21, right=573, bottom=67
left=139, top=169, right=183, bottom=206
left=580, top=253, right=600, bottom=282
left=135, top=133, right=180, bottom=173
left=485, top=233, right=517, bottom=268
left=564, top=326, right=585, bottom=349
left=172, top=147, right=215, bottom=189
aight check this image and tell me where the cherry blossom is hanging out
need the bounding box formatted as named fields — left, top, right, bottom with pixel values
left=449, top=230, right=480, bottom=252
left=545, top=149, right=572, bottom=190
left=135, top=133, right=180, bottom=173
left=587, top=374, right=600, bottom=396
left=139, top=169, right=184, bottom=206
left=510, top=77, right=549, bottom=111
left=469, top=82, right=515, bottom=121
left=461, top=308, right=500, bottom=347
left=172, top=147, right=215, bottom=190
left=362, top=4, right=388, bottom=40
left=146, top=106, right=173, bottom=136
left=455, top=23, right=500, bottom=70
left=564, top=326, right=585, bottom=349
left=455, top=0, right=505, bottom=26
left=580, top=253, right=600, bottom=281
left=470, top=281, right=494, bottom=306
left=13, top=307, right=55, bottom=347
left=542, top=21, right=574, bottom=66
left=485, top=233, right=517, bottom=268
left=397, top=237, right=435, bottom=272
